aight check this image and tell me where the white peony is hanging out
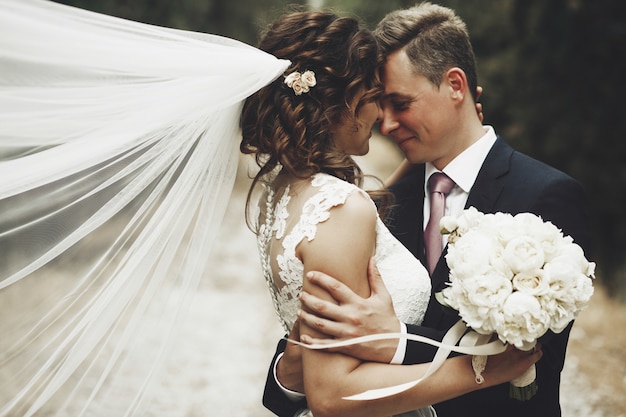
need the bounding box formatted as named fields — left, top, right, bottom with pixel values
left=457, top=272, right=513, bottom=334
left=441, top=207, right=594, bottom=344
left=445, top=230, right=498, bottom=278
left=503, top=236, right=545, bottom=274
left=439, top=208, right=595, bottom=400
left=498, top=292, right=550, bottom=348
left=441, top=208, right=595, bottom=342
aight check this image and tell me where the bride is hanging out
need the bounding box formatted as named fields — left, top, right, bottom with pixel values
left=0, top=1, right=539, bottom=416
left=241, top=9, right=540, bottom=417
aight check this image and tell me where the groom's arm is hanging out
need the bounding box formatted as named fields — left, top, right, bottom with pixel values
left=402, top=324, right=446, bottom=364
left=297, top=259, right=444, bottom=365
left=262, top=338, right=308, bottom=417
left=298, top=296, right=445, bottom=365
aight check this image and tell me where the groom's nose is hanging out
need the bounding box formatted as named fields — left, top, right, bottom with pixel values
left=379, top=106, right=398, bottom=136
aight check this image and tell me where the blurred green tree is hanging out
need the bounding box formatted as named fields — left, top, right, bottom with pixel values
left=50, top=0, right=626, bottom=297
left=333, top=0, right=626, bottom=297
left=462, top=0, right=626, bottom=297
left=54, top=0, right=305, bottom=44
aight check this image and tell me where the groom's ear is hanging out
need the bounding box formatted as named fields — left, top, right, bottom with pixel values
left=444, top=67, right=467, bottom=101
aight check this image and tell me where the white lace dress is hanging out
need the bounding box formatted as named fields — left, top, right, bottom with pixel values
left=257, top=173, right=435, bottom=417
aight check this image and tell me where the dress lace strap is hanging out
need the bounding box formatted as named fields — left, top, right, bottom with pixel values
left=258, top=173, right=368, bottom=332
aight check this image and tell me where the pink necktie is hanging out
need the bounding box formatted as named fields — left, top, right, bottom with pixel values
left=425, top=172, right=455, bottom=275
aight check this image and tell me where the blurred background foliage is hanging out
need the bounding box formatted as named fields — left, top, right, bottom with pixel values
left=53, top=0, right=625, bottom=299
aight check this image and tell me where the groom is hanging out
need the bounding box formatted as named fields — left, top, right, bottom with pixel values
left=262, top=3, right=591, bottom=417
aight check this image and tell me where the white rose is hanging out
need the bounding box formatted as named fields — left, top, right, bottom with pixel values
left=497, top=292, right=550, bottom=347
left=503, top=236, right=545, bottom=274
left=284, top=71, right=301, bottom=88
left=301, top=70, right=316, bottom=88
left=291, top=79, right=306, bottom=95
left=284, top=71, right=314, bottom=95
left=454, top=207, right=484, bottom=235
left=439, top=215, right=459, bottom=235
left=512, top=269, right=550, bottom=296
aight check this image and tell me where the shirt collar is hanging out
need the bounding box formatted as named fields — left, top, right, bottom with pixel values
left=425, top=126, right=497, bottom=193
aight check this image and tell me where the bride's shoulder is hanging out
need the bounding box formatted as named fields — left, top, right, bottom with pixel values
left=308, top=174, right=376, bottom=222
left=309, top=172, right=371, bottom=203
left=309, top=172, right=366, bottom=198
left=301, top=176, right=377, bottom=255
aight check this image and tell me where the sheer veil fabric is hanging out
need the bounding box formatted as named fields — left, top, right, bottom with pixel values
left=0, top=0, right=289, bottom=415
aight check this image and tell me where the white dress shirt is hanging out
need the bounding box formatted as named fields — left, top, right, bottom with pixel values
left=423, top=126, right=498, bottom=249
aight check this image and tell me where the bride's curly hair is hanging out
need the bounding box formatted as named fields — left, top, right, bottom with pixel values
left=241, top=9, right=391, bottom=225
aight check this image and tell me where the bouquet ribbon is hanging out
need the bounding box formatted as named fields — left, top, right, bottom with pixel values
left=288, top=319, right=504, bottom=400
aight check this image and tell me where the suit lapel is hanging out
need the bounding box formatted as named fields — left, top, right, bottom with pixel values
left=430, top=137, right=514, bottom=293
left=388, top=166, right=426, bottom=262
left=465, top=137, right=512, bottom=212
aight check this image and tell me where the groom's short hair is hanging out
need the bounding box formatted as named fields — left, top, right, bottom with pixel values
left=373, top=2, right=479, bottom=101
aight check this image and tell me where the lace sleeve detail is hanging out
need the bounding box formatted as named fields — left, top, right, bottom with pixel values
left=293, top=174, right=369, bottom=243
left=260, top=174, right=371, bottom=332
left=258, top=173, right=430, bottom=332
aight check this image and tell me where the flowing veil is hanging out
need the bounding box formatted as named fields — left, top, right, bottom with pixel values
left=0, top=0, right=289, bottom=415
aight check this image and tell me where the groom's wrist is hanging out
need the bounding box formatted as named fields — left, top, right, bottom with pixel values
left=274, top=352, right=306, bottom=400
left=390, top=321, right=408, bottom=364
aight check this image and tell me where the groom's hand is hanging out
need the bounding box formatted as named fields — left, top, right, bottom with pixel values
left=276, top=321, right=305, bottom=393
left=298, top=258, right=401, bottom=363
left=476, top=85, right=484, bottom=122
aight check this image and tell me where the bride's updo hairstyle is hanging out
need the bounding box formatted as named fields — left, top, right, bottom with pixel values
left=240, top=9, right=384, bottom=219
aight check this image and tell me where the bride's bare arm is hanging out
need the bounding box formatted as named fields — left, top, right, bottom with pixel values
left=296, top=191, right=541, bottom=417
left=303, top=345, right=540, bottom=417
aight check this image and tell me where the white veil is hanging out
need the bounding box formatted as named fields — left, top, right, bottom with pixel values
left=0, top=0, right=289, bottom=415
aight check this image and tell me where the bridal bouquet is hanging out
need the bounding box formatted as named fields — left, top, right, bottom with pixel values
left=438, top=207, right=595, bottom=400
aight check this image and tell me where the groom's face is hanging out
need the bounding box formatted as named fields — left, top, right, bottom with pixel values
left=379, top=50, right=458, bottom=169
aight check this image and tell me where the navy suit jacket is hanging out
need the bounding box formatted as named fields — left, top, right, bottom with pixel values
left=262, top=137, right=591, bottom=417
left=389, top=137, right=591, bottom=417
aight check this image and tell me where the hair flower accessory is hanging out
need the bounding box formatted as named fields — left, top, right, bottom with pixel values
left=284, top=70, right=316, bottom=95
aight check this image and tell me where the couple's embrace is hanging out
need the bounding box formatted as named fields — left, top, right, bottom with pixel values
left=0, top=0, right=591, bottom=415
left=242, top=3, right=591, bottom=417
